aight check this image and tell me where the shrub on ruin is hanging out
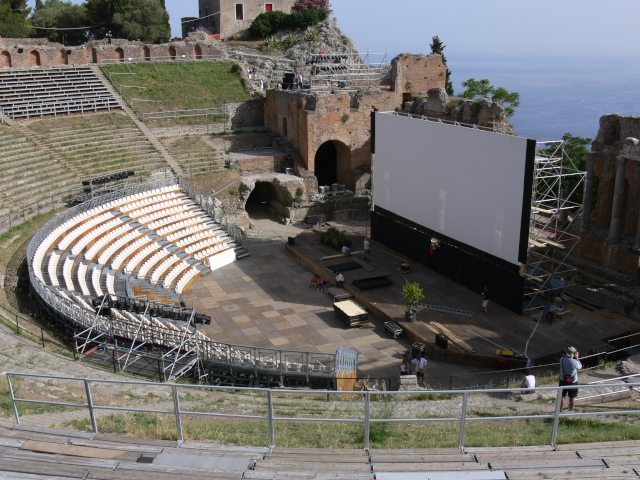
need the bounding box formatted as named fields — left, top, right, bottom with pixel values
left=262, top=35, right=281, bottom=53
left=291, top=0, right=332, bottom=14
left=249, top=8, right=327, bottom=38
left=321, top=227, right=351, bottom=250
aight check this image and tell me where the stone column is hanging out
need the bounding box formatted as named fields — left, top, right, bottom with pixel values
left=607, top=155, right=627, bottom=243
left=580, top=152, right=596, bottom=233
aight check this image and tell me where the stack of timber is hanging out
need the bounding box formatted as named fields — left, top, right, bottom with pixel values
left=422, top=321, right=476, bottom=354
left=334, top=299, right=369, bottom=327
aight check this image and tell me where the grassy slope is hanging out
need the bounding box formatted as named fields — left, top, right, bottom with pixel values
left=101, top=62, right=252, bottom=123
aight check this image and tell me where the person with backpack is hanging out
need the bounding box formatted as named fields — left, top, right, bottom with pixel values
left=559, top=346, right=582, bottom=411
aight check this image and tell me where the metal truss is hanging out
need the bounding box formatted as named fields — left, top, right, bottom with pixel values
left=522, top=140, right=587, bottom=313
left=73, top=294, right=110, bottom=358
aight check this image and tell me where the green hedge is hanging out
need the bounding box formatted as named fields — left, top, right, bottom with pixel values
left=250, top=9, right=327, bottom=38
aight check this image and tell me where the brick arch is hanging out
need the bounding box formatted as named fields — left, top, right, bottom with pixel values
left=168, top=46, right=176, bottom=60
left=115, top=47, right=124, bottom=62
left=29, top=49, right=41, bottom=66
left=0, top=51, right=11, bottom=68
left=57, top=48, right=68, bottom=65
left=193, top=44, right=202, bottom=60
left=142, top=46, right=151, bottom=61
left=313, top=139, right=352, bottom=189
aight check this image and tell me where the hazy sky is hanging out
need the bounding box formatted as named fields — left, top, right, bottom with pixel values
left=24, top=0, right=640, bottom=60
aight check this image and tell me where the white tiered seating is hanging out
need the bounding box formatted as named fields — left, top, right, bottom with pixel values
left=105, top=272, right=116, bottom=295
left=150, top=253, right=181, bottom=284
left=62, top=255, right=75, bottom=291
left=175, top=266, right=201, bottom=294
left=47, top=250, right=62, bottom=287
left=71, top=217, right=126, bottom=257
left=162, top=260, right=192, bottom=288
left=84, top=224, right=131, bottom=261
left=90, top=264, right=103, bottom=297
left=59, top=211, right=117, bottom=252
left=124, top=240, right=165, bottom=274
left=138, top=247, right=174, bottom=278
left=111, top=236, right=154, bottom=271
left=76, top=261, right=90, bottom=296
left=97, top=228, right=145, bottom=266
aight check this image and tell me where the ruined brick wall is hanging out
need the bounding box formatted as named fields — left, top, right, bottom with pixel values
left=579, top=231, right=640, bottom=279
left=591, top=114, right=640, bottom=235
left=265, top=89, right=399, bottom=190
left=228, top=100, right=265, bottom=128
left=238, top=154, right=288, bottom=174
left=90, top=42, right=221, bottom=63
left=393, top=53, right=446, bottom=95
left=0, top=44, right=88, bottom=68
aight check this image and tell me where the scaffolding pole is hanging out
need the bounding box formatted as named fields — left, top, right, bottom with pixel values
left=522, top=139, right=587, bottom=313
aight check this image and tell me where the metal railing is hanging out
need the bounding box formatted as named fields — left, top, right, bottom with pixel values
left=6, top=372, right=640, bottom=450
left=142, top=107, right=229, bottom=121
left=97, top=55, right=223, bottom=65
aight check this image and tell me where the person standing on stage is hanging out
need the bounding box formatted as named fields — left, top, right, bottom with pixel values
left=481, top=286, right=489, bottom=314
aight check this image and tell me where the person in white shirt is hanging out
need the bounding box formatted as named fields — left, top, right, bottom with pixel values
left=363, top=237, right=371, bottom=260
left=333, top=271, right=344, bottom=287
left=341, top=245, right=351, bottom=256
left=411, top=353, right=427, bottom=386
left=521, top=368, right=536, bottom=390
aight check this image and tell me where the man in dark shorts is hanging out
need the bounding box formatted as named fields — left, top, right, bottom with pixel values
left=559, top=346, right=582, bottom=411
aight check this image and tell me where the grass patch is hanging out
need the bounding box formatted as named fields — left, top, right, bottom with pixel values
left=63, top=409, right=640, bottom=449
left=101, top=62, right=251, bottom=126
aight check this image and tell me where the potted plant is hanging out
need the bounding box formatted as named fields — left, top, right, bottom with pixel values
left=402, top=280, right=424, bottom=322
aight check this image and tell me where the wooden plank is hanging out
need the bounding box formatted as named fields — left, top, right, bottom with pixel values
left=3, top=448, right=120, bottom=469
left=577, top=447, right=640, bottom=458
left=489, top=460, right=605, bottom=470
left=115, top=462, right=245, bottom=477
left=370, top=453, right=475, bottom=463
left=87, top=469, right=218, bottom=480
left=0, top=437, right=26, bottom=448
left=0, top=472, right=81, bottom=480
left=161, top=446, right=261, bottom=458
left=503, top=465, right=635, bottom=479
left=372, top=462, right=488, bottom=472
left=0, top=457, right=89, bottom=478
left=21, top=440, right=128, bottom=460
left=178, top=442, right=268, bottom=455
left=68, top=438, right=164, bottom=453
left=0, top=428, right=72, bottom=444
left=555, top=440, right=640, bottom=450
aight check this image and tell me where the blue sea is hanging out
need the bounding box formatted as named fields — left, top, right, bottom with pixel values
left=445, top=54, right=640, bottom=141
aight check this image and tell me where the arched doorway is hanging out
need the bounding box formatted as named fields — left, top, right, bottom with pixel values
left=115, top=47, right=124, bottom=62
left=193, top=45, right=202, bottom=60
left=0, top=51, right=11, bottom=68
left=168, top=46, right=176, bottom=60
left=29, top=50, right=41, bottom=66
left=142, top=46, right=151, bottom=61
left=314, top=140, right=352, bottom=189
left=245, top=181, right=280, bottom=219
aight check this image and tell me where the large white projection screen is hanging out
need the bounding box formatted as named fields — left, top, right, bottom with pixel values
left=373, top=113, right=530, bottom=265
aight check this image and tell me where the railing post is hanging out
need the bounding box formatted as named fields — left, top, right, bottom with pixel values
left=172, top=384, right=184, bottom=443
left=550, top=386, right=563, bottom=446
left=84, top=379, right=98, bottom=434
left=15, top=315, right=20, bottom=335
left=7, top=374, right=21, bottom=425
left=267, top=390, right=275, bottom=449
left=363, top=391, right=370, bottom=451
left=41, top=328, right=45, bottom=348
left=458, top=391, right=468, bottom=449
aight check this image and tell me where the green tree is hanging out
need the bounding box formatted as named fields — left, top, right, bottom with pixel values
left=429, top=35, right=453, bottom=95
left=30, top=0, right=88, bottom=45
left=460, top=78, right=520, bottom=117
left=0, top=0, right=32, bottom=38
left=112, top=0, right=170, bottom=43
left=85, top=0, right=128, bottom=38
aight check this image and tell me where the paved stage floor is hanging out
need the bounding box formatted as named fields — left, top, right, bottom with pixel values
left=183, top=209, right=639, bottom=387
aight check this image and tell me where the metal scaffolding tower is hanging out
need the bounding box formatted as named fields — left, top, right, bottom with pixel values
left=523, top=139, right=587, bottom=313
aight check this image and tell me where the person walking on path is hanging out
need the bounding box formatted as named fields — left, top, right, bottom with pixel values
left=363, top=237, right=371, bottom=260
left=559, top=346, right=582, bottom=411
left=259, top=78, right=264, bottom=92
left=481, top=286, right=489, bottom=314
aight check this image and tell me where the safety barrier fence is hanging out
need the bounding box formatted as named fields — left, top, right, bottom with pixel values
left=6, top=372, right=640, bottom=450
left=98, top=55, right=224, bottom=65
